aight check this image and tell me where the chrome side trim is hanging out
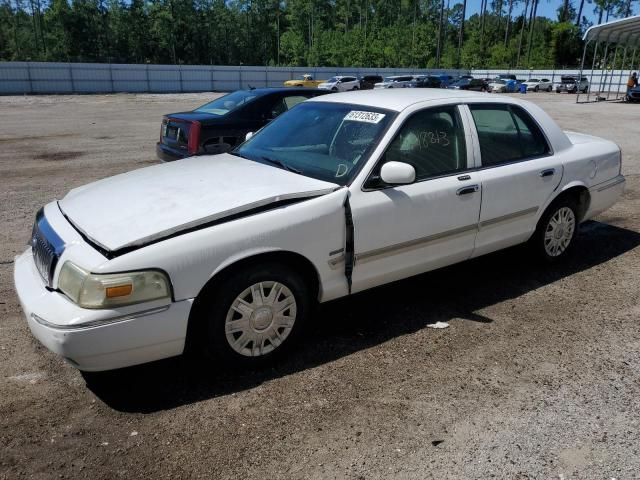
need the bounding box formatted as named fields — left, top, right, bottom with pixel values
left=596, top=176, right=625, bottom=192
left=478, top=206, right=538, bottom=229
left=31, top=305, right=170, bottom=331
left=328, top=254, right=345, bottom=269
left=328, top=206, right=539, bottom=268
left=355, top=223, right=478, bottom=265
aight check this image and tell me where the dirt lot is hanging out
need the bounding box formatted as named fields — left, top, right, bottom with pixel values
left=0, top=92, right=639, bottom=480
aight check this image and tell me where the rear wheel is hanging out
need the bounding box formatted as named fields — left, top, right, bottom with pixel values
left=530, top=197, right=578, bottom=262
left=191, top=263, right=311, bottom=366
left=534, top=85, right=539, bottom=92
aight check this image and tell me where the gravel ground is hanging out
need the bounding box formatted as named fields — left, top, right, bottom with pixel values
left=0, top=92, right=638, bottom=480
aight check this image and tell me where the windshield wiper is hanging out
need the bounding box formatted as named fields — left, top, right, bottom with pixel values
left=261, top=156, right=303, bottom=174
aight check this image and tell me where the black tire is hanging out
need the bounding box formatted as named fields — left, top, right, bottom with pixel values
left=189, top=262, right=312, bottom=366
left=352, top=86, right=359, bottom=90
left=547, top=86, right=552, bottom=92
left=529, top=196, right=579, bottom=263
left=534, top=85, right=539, bottom=92
left=331, top=87, right=338, bottom=91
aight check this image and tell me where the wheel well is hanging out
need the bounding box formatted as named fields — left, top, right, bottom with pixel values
left=557, top=186, right=590, bottom=222
left=185, top=251, right=321, bottom=354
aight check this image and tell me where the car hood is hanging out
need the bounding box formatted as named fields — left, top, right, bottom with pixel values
left=58, top=154, right=339, bottom=253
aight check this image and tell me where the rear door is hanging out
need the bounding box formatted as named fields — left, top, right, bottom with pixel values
left=464, top=103, right=563, bottom=257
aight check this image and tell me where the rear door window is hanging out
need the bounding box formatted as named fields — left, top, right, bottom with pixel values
left=469, top=104, right=550, bottom=167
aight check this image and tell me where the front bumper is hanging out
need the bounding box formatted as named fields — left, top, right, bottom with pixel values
left=14, top=249, right=192, bottom=371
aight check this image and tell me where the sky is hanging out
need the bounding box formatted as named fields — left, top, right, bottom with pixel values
left=466, top=1, right=604, bottom=25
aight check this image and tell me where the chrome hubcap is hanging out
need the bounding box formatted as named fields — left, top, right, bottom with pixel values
left=225, top=281, right=297, bottom=357
left=544, top=207, right=575, bottom=257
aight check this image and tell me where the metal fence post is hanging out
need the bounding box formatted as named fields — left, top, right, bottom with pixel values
left=69, top=63, right=75, bottom=93
left=109, top=62, right=115, bottom=93
left=146, top=64, right=151, bottom=92
left=26, top=61, right=33, bottom=94
left=211, top=66, right=215, bottom=92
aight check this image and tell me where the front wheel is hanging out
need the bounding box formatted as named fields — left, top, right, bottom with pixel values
left=191, top=263, right=311, bottom=365
left=534, top=86, right=539, bottom=92
left=530, top=197, right=578, bottom=262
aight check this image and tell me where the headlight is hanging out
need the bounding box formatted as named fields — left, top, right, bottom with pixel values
left=57, top=261, right=171, bottom=309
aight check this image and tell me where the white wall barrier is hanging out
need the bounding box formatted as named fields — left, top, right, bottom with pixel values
left=0, top=62, right=467, bottom=95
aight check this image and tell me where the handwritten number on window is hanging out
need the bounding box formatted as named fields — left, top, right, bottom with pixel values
left=419, top=130, right=450, bottom=148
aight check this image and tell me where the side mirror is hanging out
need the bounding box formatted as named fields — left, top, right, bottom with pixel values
left=245, top=131, right=254, bottom=141
left=380, top=161, right=416, bottom=185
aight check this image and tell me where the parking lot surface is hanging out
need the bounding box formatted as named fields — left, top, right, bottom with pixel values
left=1, top=92, right=639, bottom=479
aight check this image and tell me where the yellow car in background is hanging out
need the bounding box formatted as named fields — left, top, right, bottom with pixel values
left=283, top=74, right=325, bottom=88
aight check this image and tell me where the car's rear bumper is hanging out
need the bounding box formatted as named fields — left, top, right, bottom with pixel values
left=156, top=142, right=189, bottom=162
left=585, top=175, right=626, bottom=220
left=14, top=249, right=192, bottom=371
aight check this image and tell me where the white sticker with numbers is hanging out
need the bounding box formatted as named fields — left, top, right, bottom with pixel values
left=344, top=111, right=386, bottom=124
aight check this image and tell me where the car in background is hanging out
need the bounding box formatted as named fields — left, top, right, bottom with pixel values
left=438, top=75, right=456, bottom=88
left=556, top=76, right=589, bottom=93
left=488, top=79, right=508, bottom=93
left=626, top=85, right=640, bottom=102
left=318, top=76, right=360, bottom=92
left=359, top=75, right=383, bottom=90
left=523, top=78, right=553, bottom=92
left=156, top=87, right=329, bottom=161
left=408, top=75, right=442, bottom=88
left=374, top=75, right=414, bottom=88
left=446, top=78, right=489, bottom=92
left=497, top=73, right=517, bottom=81
left=16, top=89, right=625, bottom=371
left=283, top=74, right=325, bottom=88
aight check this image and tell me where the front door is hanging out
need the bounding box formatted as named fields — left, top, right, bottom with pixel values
left=349, top=104, right=482, bottom=293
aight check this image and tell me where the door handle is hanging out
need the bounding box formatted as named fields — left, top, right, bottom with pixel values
left=456, top=184, right=479, bottom=196
left=539, top=168, right=555, bottom=178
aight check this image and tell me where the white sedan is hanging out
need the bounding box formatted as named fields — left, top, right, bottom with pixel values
left=523, top=78, right=553, bottom=92
left=317, top=75, right=359, bottom=92
left=488, top=79, right=508, bottom=93
left=15, top=90, right=625, bottom=371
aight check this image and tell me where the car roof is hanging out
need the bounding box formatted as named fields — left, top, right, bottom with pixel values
left=309, top=88, right=501, bottom=112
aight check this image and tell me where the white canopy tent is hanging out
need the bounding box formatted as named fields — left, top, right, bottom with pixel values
left=577, top=15, right=640, bottom=103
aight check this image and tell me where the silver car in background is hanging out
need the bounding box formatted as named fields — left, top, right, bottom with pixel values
left=374, top=75, right=414, bottom=89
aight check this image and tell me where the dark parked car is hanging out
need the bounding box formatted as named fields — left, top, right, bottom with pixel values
left=446, top=78, right=489, bottom=92
left=409, top=75, right=442, bottom=88
left=156, top=87, right=329, bottom=162
left=438, top=75, right=456, bottom=87
left=359, top=75, right=383, bottom=90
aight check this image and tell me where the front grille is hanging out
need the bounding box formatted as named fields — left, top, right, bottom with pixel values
left=31, top=209, right=65, bottom=287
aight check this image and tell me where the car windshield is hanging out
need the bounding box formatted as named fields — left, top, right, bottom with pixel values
left=493, top=80, right=506, bottom=85
left=384, top=77, right=400, bottom=82
left=452, top=79, right=470, bottom=86
left=233, top=102, right=394, bottom=186
left=195, top=91, right=259, bottom=116
left=529, top=79, right=539, bottom=82
left=327, top=77, right=340, bottom=83
left=562, top=77, right=576, bottom=83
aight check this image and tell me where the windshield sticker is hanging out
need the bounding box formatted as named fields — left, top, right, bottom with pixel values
left=344, top=111, right=386, bottom=124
